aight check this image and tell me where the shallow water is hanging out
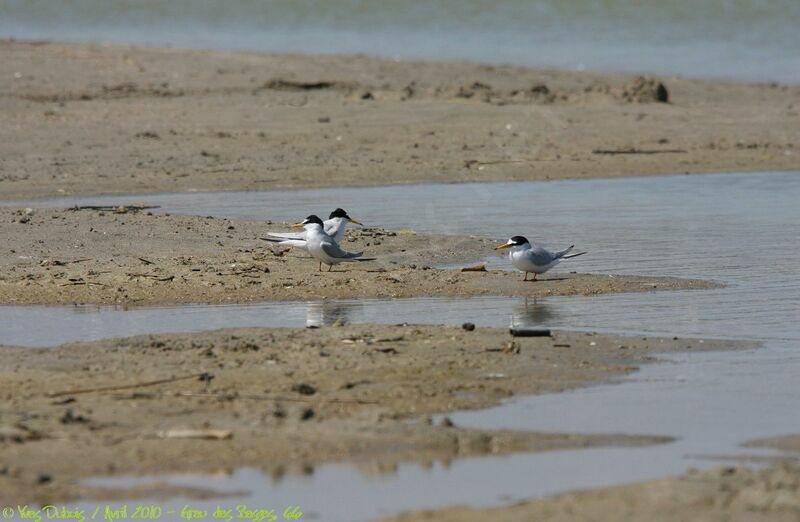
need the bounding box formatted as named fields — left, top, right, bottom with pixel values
left=6, top=171, right=799, bottom=344
left=5, top=171, right=800, bottom=520
left=2, top=0, right=800, bottom=83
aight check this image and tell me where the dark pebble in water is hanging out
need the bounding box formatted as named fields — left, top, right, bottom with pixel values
left=462, top=322, right=476, bottom=331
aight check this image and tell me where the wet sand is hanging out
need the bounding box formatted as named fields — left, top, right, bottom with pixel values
left=0, top=207, right=715, bottom=305
left=0, top=324, right=743, bottom=504
left=387, top=460, right=800, bottom=522
left=2, top=40, right=799, bottom=200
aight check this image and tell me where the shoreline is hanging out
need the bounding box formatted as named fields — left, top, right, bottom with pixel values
left=0, top=324, right=750, bottom=505
left=0, top=207, right=718, bottom=306
left=2, top=168, right=798, bottom=205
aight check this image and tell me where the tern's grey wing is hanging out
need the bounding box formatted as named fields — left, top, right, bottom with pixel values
left=267, top=231, right=305, bottom=240
left=321, top=241, right=363, bottom=259
left=526, top=245, right=558, bottom=265
left=553, top=245, right=575, bottom=259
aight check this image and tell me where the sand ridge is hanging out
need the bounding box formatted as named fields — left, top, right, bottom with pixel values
left=1, top=40, right=799, bottom=200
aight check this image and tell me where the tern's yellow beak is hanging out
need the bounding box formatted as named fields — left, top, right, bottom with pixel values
left=291, top=223, right=305, bottom=228
left=349, top=218, right=362, bottom=225
left=495, top=243, right=511, bottom=250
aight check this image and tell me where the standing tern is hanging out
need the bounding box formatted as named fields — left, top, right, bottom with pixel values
left=495, top=236, right=586, bottom=281
left=293, top=215, right=374, bottom=271
left=264, top=208, right=361, bottom=249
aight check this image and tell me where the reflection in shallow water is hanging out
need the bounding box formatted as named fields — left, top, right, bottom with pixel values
left=305, top=301, right=359, bottom=328
left=511, top=297, right=554, bottom=329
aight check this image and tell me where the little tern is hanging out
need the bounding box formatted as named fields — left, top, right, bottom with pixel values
left=264, top=208, right=361, bottom=249
left=293, top=215, right=374, bottom=271
left=495, top=236, right=586, bottom=281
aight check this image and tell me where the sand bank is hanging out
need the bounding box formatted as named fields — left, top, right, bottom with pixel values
left=0, top=324, right=745, bottom=504
left=0, top=207, right=715, bottom=305
left=2, top=40, right=798, bottom=200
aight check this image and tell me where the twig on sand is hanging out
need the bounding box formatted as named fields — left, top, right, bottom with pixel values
left=157, top=429, right=232, bottom=440
left=127, top=273, right=175, bottom=281
left=111, top=391, right=378, bottom=405
left=592, top=148, right=687, bottom=155
left=46, top=372, right=212, bottom=398
left=461, top=264, right=487, bottom=272
left=68, top=204, right=160, bottom=213
left=464, top=159, right=527, bottom=169
left=59, top=280, right=108, bottom=287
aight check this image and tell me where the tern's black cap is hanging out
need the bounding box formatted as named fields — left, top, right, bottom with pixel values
left=303, top=215, right=325, bottom=226
left=329, top=208, right=350, bottom=219
left=509, top=236, right=529, bottom=245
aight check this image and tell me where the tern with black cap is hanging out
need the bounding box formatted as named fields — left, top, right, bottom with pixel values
left=292, top=215, right=375, bottom=271
left=264, top=208, right=362, bottom=250
left=495, top=236, right=586, bottom=281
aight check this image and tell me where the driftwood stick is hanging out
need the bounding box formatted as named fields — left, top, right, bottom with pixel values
left=68, top=205, right=160, bottom=212
left=111, top=390, right=377, bottom=405
left=592, top=148, right=687, bottom=155
left=126, top=273, right=174, bottom=281
left=46, top=372, right=211, bottom=398
left=175, top=391, right=377, bottom=405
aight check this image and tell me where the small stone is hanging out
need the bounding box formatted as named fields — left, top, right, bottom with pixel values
left=462, top=322, right=476, bottom=332
left=292, top=383, right=316, bottom=396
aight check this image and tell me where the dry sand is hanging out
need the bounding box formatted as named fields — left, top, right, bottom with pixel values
left=0, top=324, right=744, bottom=504
left=0, top=207, right=715, bottom=305
left=2, top=40, right=799, bottom=200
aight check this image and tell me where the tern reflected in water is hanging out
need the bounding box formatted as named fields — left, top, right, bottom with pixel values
left=305, top=301, right=361, bottom=328
left=511, top=297, right=555, bottom=329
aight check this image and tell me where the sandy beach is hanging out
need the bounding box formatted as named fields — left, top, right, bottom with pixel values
left=2, top=40, right=798, bottom=200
